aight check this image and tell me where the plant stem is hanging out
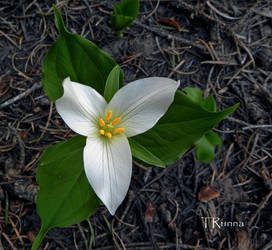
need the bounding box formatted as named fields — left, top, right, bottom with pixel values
left=31, top=226, right=48, bottom=250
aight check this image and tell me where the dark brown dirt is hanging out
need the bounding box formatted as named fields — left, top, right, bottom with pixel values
left=0, top=0, right=272, bottom=249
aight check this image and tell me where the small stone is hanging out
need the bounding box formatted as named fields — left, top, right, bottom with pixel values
left=236, top=231, right=253, bottom=250
left=198, top=186, right=220, bottom=202
left=39, top=97, right=50, bottom=106
left=33, top=106, right=41, bottom=113
left=19, top=130, right=28, bottom=140
left=144, top=202, right=156, bottom=223
left=27, top=231, right=36, bottom=243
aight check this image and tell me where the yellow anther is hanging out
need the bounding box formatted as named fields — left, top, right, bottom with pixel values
left=98, top=112, right=123, bottom=138
left=106, top=110, right=112, bottom=122
left=113, top=128, right=125, bottom=134
left=111, top=117, right=121, bottom=126
left=99, top=118, right=105, bottom=127
left=105, top=132, right=112, bottom=139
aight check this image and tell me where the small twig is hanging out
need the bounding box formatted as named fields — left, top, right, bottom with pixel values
left=112, top=230, right=126, bottom=250
left=201, top=60, right=238, bottom=66
left=226, top=117, right=272, bottom=131
left=226, top=117, right=249, bottom=126
left=155, top=36, right=169, bottom=64
left=206, top=1, right=240, bottom=20
left=168, top=199, right=179, bottom=226
left=36, top=101, right=54, bottom=142
left=134, top=20, right=207, bottom=52
left=11, top=53, right=33, bottom=82
left=73, top=231, right=79, bottom=250
left=24, top=152, right=42, bottom=171
left=260, top=240, right=272, bottom=250
left=77, top=223, right=88, bottom=250
left=5, top=191, right=9, bottom=226
left=114, top=215, right=135, bottom=227
left=248, top=190, right=272, bottom=227
left=1, top=232, right=16, bottom=250
left=87, top=218, right=96, bottom=249
left=255, top=83, right=272, bottom=106
left=133, top=160, right=148, bottom=170
left=0, top=30, right=19, bottom=49
left=168, top=59, right=185, bottom=78
left=217, top=143, right=234, bottom=180
left=9, top=217, right=24, bottom=245
left=242, top=124, right=272, bottom=131
left=174, top=69, right=198, bottom=75
left=0, top=82, right=41, bottom=109
left=226, top=59, right=254, bottom=86
left=140, top=167, right=169, bottom=191
left=197, top=39, right=216, bottom=60
left=8, top=126, right=25, bottom=172
left=252, top=9, right=272, bottom=18
left=120, top=191, right=135, bottom=223
left=144, top=0, right=160, bottom=20
left=82, top=0, right=93, bottom=16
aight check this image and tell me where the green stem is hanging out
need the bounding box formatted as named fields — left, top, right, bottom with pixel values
left=31, top=226, right=48, bottom=250
left=53, top=5, right=68, bottom=35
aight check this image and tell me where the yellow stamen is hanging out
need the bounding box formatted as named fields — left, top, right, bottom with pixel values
left=113, top=128, right=125, bottom=134
left=99, top=118, right=105, bottom=127
left=111, top=117, right=121, bottom=126
left=99, top=129, right=105, bottom=135
left=106, top=110, right=112, bottom=122
left=105, top=132, right=112, bottom=139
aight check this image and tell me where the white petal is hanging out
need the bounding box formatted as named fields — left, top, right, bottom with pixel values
left=55, top=77, right=107, bottom=136
left=84, top=135, right=132, bottom=215
left=107, top=77, right=179, bottom=137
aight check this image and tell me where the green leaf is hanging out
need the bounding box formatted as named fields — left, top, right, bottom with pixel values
left=195, top=130, right=222, bottom=162
left=182, top=88, right=202, bottom=103
left=104, top=65, right=122, bottom=102
left=201, top=95, right=216, bottom=112
left=185, top=88, right=226, bottom=162
left=111, top=15, right=134, bottom=36
left=116, top=0, right=139, bottom=18
left=129, top=139, right=165, bottom=167
left=42, top=6, right=122, bottom=101
left=53, top=4, right=67, bottom=35
left=130, top=89, right=239, bottom=166
left=183, top=88, right=216, bottom=112
left=111, top=0, right=139, bottom=36
left=32, top=136, right=100, bottom=250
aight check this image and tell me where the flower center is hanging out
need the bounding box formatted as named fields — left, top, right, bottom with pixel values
left=98, top=110, right=125, bottom=139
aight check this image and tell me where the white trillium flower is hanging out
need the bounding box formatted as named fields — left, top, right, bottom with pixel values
left=55, top=76, right=179, bottom=215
